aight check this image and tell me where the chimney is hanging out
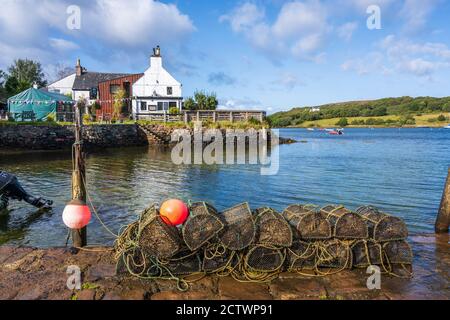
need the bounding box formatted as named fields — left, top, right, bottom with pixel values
left=150, top=46, right=162, bottom=69
left=75, top=58, right=82, bottom=76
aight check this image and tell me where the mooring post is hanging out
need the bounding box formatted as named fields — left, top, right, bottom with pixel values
left=436, top=167, right=450, bottom=233
left=71, top=104, right=87, bottom=247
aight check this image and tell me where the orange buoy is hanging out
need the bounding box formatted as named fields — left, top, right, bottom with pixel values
left=160, top=199, right=189, bottom=226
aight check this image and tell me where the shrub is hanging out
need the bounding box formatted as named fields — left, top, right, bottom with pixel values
left=169, top=106, right=179, bottom=115
left=336, top=117, right=348, bottom=127
left=248, top=117, right=262, bottom=125
left=437, top=114, right=446, bottom=122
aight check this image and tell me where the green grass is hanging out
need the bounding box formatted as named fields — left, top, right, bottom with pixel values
left=292, top=113, right=450, bottom=128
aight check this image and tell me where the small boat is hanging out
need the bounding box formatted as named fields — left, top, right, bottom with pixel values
left=307, top=128, right=315, bottom=131
left=328, top=129, right=344, bottom=135
left=444, top=124, right=450, bottom=129
left=325, top=128, right=334, bottom=132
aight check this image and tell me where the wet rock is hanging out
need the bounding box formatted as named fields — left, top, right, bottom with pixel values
left=270, top=278, right=327, bottom=300
left=218, top=277, right=272, bottom=300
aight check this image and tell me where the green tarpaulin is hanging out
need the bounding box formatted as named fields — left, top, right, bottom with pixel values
left=8, top=87, right=73, bottom=121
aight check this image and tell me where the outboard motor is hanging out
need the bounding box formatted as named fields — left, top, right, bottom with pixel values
left=0, top=171, right=53, bottom=210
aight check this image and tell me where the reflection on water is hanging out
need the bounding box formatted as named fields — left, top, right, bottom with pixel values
left=0, top=128, right=449, bottom=247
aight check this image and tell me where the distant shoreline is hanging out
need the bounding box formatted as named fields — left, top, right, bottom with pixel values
left=286, top=125, right=448, bottom=129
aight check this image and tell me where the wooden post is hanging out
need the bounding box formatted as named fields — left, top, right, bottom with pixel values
left=213, top=111, right=217, bottom=123
left=71, top=105, right=87, bottom=247
left=184, top=112, right=188, bottom=124
left=436, top=167, right=450, bottom=233
left=197, top=111, right=200, bottom=122
left=230, top=112, right=233, bottom=123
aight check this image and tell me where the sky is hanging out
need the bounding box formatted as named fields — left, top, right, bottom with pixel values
left=0, top=0, right=449, bottom=113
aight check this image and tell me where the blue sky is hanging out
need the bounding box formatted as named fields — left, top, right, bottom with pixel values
left=0, top=0, right=449, bottom=113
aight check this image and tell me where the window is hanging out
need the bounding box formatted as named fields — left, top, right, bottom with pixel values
left=149, top=105, right=157, bottom=111
left=167, top=87, right=173, bottom=95
left=90, top=87, right=98, bottom=100
left=169, top=102, right=177, bottom=109
left=140, top=101, right=147, bottom=111
left=110, top=84, right=120, bottom=95
left=157, top=102, right=164, bottom=111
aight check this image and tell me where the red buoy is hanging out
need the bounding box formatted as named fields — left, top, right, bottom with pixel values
left=160, top=199, right=189, bottom=226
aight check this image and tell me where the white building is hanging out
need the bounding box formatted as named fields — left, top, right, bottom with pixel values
left=132, top=46, right=183, bottom=119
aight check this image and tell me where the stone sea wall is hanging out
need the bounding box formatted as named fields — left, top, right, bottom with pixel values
left=0, top=124, right=147, bottom=150
left=0, top=124, right=288, bottom=151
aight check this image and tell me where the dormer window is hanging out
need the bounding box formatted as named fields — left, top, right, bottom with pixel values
left=167, top=87, right=173, bottom=95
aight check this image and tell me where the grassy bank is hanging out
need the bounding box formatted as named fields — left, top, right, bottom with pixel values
left=291, top=113, right=450, bottom=128
left=0, top=119, right=270, bottom=130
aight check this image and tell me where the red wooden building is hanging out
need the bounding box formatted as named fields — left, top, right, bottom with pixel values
left=97, top=73, right=143, bottom=120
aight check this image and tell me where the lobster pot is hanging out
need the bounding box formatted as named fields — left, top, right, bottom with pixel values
left=287, top=240, right=317, bottom=271
left=159, top=250, right=203, bottom=276
left=182, top=202, right=224, bottom=251
left=382, top=240, right=413, bottom=265
left=283, top=204, right=331, bottom=240
left=245, top=245, right=285, bottom=273
left=202, top=244, right=237, bottom=274
left=320, top=205, right=368, bottom=239
left=117, top=245, right=147, bottom=276
left=137, top=206, right=182, bottom=260
left=356, top=206, right=408, bottom=242
left=218, top=203, right=255, bottom=250
left=254, top=207, right=293, bottom=247
left=351, top=239, right=383, bottom=268
left=317, top=240, right=352, bottom=269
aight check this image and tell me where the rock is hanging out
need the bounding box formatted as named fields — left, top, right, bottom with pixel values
left=218, top=277, right=272, bottom=300
left=151, top=291, right=213, bottom=300
left=86, top=264, right=116, bottom=282
left=77, top=289, right=96, bottom=301
left=270, top=278, right=327, bottom=300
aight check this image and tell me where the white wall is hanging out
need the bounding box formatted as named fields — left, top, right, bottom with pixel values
left=47, top=74, right=76, bottom=97
left=133, top=57, right=182, bottom=98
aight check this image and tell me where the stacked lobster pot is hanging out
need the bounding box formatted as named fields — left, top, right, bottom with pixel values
left=115, top=201, right=413, bottom=289
left=355, top=206, right=412, bottom=276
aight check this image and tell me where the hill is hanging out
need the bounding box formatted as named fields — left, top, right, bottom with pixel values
left=268, top=96, right=450, bottom=127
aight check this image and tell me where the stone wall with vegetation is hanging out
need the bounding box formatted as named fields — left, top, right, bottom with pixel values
left=0, top=123, right=283, bottom=150
left=0, top=124, right=147, bottom=150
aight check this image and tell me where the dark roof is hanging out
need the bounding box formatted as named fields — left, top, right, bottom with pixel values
left=73, top=72, right=130, bottom=90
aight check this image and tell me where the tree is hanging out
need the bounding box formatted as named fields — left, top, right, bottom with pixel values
left=53, top=63, right=74, bottom=82
left=183, top=97, right=196, bottom=110
left=336, top=117, right=349, bottom=127
left=113, top=89, right=127, bottom=120
left=0, top=70, right=7, bottom=102
left=184, top=91, right=218, bottom=111
left=8, top=59, right=47, bottom=88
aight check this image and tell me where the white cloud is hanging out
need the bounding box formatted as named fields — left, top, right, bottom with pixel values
left=220, top=1, right=329, bottom=62
left=344, top=0, right=395, bottom=11
left=218, top=97, right=264, bottom=110
left=337, top=22, right=358, bottom=42
left=399, top=0, right=440, bottom=33
left=342, top=35, right=450, bottom=78
left=273, top=72, right=305, bottom=90
left=84, top=0, right=195, bottom=48
left=49, top=38, right=79, bottom=51
left=219, top=3, right=265, bottom=33
left=0, top=0, right=195, bottom=68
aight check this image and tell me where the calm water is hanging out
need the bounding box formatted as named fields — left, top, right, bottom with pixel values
left=0, top=128, right=449, bottom=247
